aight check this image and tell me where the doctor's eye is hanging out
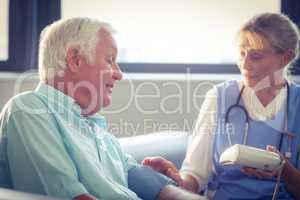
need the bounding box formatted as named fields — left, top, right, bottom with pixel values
left=239, top=51, right=246, bottom=57
left=249, top=52, right=263, bottom=61
left=238, top=50, right=246, bottom=60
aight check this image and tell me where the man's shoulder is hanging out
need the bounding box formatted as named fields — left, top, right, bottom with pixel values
left=1, top=91, right=46, bottom=115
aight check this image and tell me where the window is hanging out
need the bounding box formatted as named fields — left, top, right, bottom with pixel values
left=62, top=0, right=280, bottom=66
left=0, top=0, right=9, bottom=61
left=4, top=0, right=299, bottom=73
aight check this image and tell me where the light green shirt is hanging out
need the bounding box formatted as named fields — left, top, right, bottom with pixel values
left=0, top=82, right=141, bottom=200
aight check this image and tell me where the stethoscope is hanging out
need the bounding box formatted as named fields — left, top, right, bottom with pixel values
left=225, top=82, right=293, bottom=159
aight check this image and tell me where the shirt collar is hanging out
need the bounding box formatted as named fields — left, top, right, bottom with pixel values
left=238, top=80, right=287, bottom=120
left=35, top=82, right=82, bottom=115
left=35, top=82, right=107, bottom=129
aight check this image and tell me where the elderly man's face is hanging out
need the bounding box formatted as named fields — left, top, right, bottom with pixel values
left=76, top=28, right=122, bottom=115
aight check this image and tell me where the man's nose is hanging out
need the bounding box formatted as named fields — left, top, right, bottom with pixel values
left=112, top=63, right=123, bottom=80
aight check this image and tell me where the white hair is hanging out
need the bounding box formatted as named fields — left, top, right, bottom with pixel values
left=38, top=17, right=114, bottom=82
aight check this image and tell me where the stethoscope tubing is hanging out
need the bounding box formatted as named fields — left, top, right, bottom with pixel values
left=224, top=82, right=291, bottom=158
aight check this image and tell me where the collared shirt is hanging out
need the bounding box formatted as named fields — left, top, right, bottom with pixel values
left=0, top=82, right=141, bottom=200
left=181, top=80, right=287, bottom=191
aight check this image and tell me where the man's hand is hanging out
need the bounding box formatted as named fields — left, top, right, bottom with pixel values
left=158, top=185, right=206, bottom=200
left=73, top=194, right=98, bottom=200
left=142, top=156, right=183, bottom=186
left=241, top=145, right=283, bottom=179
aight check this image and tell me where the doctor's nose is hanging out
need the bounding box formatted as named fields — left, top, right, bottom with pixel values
left=239, top=53, right=253, bottom=70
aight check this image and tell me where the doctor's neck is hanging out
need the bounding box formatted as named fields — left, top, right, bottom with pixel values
left=251, top=75, right=286, bottom=107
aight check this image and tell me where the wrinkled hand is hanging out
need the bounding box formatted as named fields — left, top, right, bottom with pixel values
left=242, top=145, right=282, bottom=179
left=142, top=156, right=183, bottom=186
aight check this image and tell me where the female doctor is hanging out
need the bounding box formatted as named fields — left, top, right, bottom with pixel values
left=143, top=13, right=300, bottom=199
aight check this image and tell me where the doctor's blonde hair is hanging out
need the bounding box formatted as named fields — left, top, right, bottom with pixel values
left=237, top=13, right=300, bottom=63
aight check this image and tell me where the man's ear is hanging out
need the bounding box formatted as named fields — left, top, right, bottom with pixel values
left=66, top=48, right=81, bottom=73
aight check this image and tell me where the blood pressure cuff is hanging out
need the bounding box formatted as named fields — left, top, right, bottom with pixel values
left=128, top=165, right=177, bottom=200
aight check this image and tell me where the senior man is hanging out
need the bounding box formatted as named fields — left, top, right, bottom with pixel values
left=0, top=18, right=205, bottom=200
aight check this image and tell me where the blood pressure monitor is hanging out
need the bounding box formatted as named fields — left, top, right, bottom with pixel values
left=219, top=144, right=281, bottom=171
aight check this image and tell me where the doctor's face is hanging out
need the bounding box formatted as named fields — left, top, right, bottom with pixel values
left=236, top=32, right=286, bottom=88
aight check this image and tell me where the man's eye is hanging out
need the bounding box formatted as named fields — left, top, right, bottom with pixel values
left=106, top=58, right=113, bottom=64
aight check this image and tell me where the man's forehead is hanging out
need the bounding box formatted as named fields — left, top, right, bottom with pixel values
left=97, top=28, right=117, bottom=51
left=98, top=27, right=112, bottom=38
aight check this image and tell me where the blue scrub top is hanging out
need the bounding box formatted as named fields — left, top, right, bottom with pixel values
left=209, top=80, right=300, bottom=200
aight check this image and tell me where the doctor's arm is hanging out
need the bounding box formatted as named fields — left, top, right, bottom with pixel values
left=141, top=157, right=199, bottom=193
left=282, top=160, right=300, bottom=199
left=127, top=165, right=202, bottom=200
left=242, top=146, right=300, bottom=199
left=157, top=185, right=206, bottom=200
left=143, top=88, right=216, bottom=193
left=142, top=88, right=217, bottom=193
left=127, top=163, right=207, bottom=200
left=243, top=160, right=300, bottom=199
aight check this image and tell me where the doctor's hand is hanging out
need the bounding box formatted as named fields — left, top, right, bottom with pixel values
left=142, top=156, right=183, bottom=186
left=242, top=145, right=283, bottom=179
